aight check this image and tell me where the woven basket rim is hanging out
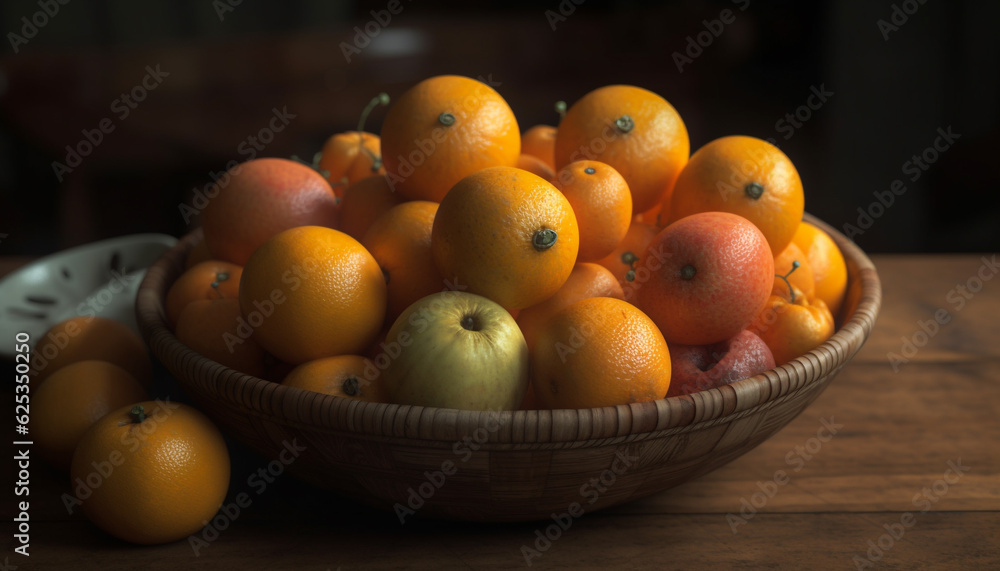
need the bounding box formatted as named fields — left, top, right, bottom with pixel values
left=136, top=213, right=881, bottom=444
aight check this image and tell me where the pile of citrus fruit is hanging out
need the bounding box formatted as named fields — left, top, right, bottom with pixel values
left=30, top=74, right=849, bottom=545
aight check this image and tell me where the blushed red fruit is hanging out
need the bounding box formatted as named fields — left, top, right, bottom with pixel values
left=202, top=158, right=339, bottom=265
left=633, top=212, right=774, bottom=346
left=666, top=329, right=775, bottom=397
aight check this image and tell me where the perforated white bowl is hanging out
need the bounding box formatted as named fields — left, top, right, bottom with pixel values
left=0, top=233, right=177, bottom=359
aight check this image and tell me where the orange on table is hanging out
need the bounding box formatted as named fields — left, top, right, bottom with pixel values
left=282, top=355, right=387, bottom=402
left=380, top=75, right=520, bottom=202
left=531, top=297, right=672, bottom=409
left=165, top=260, right=242, bottom=328
left=792, top=221, right=848, bottom=317
left=31, top=316, right=152, bottom=389
left=431, top=166, right=579, bottom=310
left=553, top=160, right=632, bottom=262
left=338, top=174, right=404, bottom=240
left=521, top=124, right=557, bottom=170
left=239, top=226, right=386, bottom=364
left=362, top=200, right=443, bottom=326
left=516, top=262, right=624, bottom=351
left=516, top=153, right=556, bottom=181
left=71, top=401, right=230, bottom=545
left=554, top=84, right=689, bottom=214
left=773, top=241, right=815, bottom=300
left=202, top=157, right=339, bottom=266
left=595, top=221, right=660, bottom=291
left=175, top=298, right=267, bottom=378
left=184, top=238, right=212, bottom=270
left=317, top=93, right=391, bottom=195
left=750, top=283, right=835, bottom=365
left=667, top=135, right=804, bottom=256
left=33, top=360, right=147, bottom=470
left=633, top=212, right=774, bottom=346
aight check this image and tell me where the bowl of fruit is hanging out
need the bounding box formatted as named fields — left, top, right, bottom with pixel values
left=137, top=76, right=880, bottom=522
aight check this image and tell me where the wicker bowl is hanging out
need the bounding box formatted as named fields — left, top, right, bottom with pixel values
left=136, top=213, right=880, bottom=522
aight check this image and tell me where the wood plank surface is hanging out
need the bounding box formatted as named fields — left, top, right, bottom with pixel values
left=3, top=254, right=999, bottom=569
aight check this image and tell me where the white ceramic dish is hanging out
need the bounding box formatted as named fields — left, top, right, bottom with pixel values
left=0, top=233, right=177, bottom=359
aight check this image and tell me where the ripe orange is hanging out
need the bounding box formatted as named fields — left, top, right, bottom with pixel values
left=516, top=262, right=624, bottom=351
left=31, top=316, right=151, bottom=389
left=175, top=298, right=267, bottom=378
left=516, top=153, right=556, bottom=181
left=531, top=297, right=672, bottom=409
left=317, top=92, right=391, bottom=194
left=667, top=135, right=804, bottom=256
left=633, top=202, right=663, bottom=226
left=282, top=355, right=387, bottom=402
left=202, top=157, right=339, bottom=265
left=337, top=174, right=404, bottom=240
left=239, top=226, right=386, bottom=364
left=553, top=160, right=632, bottom=262
left=521, top=124, right=557, bottom=170
left=555, top=85, right=689, bottom=214
left=70, top=400, right=230, bottom=545
left=165, top=260, right=242, bottom=328
left=750, top=284, right=835, bottom=365
left=792, top=221, right=848, bottom=317
left=633, top=212, right=774, bottom=346
left=381, top=75, right=520, bottom=202
left=431, top=166, right=579, bottom=310
left=773, top=241, right=815, bottom=300
left=33, top=360, right=147, bottom=470
left=595, top=221, right=660, bottom=291
left=362, top=200, right=444, bottom=325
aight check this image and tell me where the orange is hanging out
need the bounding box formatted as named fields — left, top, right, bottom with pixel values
left=595, top=221, right=660, bottom=291
left=553, top=160, right=632, bottom=262
left=317, top=93, right=391, bottom=195
left=165, top=260, right=242, bottom=328
left=555, top=85, right=689, bottom=214
left=381, top=75, right=520, bottom=202
left=175, top=298, right=267, bottom=378
left=31, top=316, right=151, bottom=388
left=667, top=135, right=804, bottom=256
left=70, top=400, right=230, bottom=545
left=531, top=297, right=672, bottom=409
left=773, top=241, right=815, bottom=300
left=521, top=124, right=557, bottom=170
left=750, top=284, right=835, bottom=366
left=184, top=238, right=212, bottom=270
left=337, top=174, right=404, bottom=240
left=516, top=262, right=624, bottom=351
left=792, top=221, right=848, bottom=317
left=239, top=226, right=386, bottom=364
left=633, top=212, right=774, bottom=346
left=431, top=166, right=579, bottom=310
left=633, top=202, right=663, bottom=226
left=33, top=360, right=147, bottom=470
left=361, top=200, right=444, bottom=325
left=202, top=157, right=339, bottom=265
left=516, top=153, right=556, bottom=181
left=282, top=355, right=387, bottom=402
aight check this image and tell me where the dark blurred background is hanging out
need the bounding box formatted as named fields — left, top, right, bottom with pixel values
left=0, top=0, right=997, bottom=256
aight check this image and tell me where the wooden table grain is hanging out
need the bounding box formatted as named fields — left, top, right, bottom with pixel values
left=3, top=254, right=998, bottom=570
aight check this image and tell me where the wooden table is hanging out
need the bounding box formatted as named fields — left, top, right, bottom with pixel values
left=3, top=254, right=998, bottom=569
